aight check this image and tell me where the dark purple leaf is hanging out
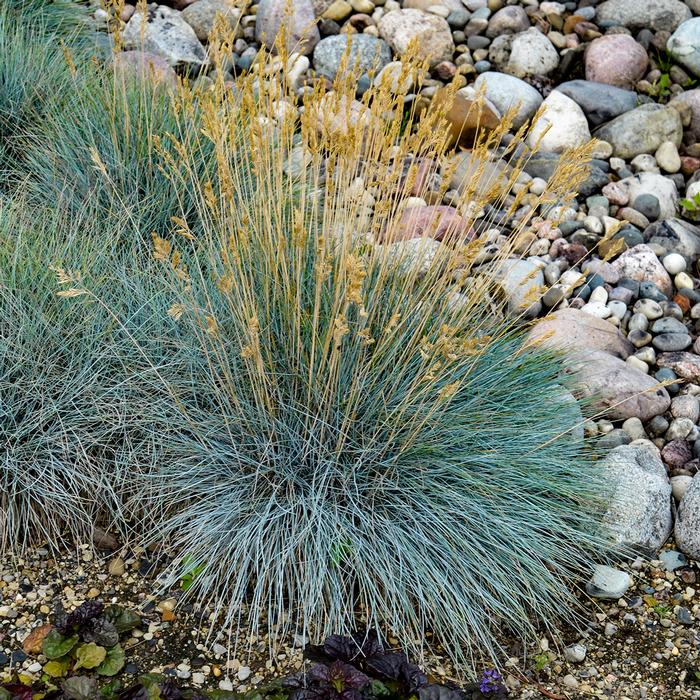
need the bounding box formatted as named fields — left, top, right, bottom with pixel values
left=82, top=618, right=119, bottom=647
left=118, top=684, right=150, bottom=700
left=1, top=683, right=33, bottom=700
left=401, top=662, right=428, bottom=690
left=322, top=636, right=358, bottom=662
left=56, top=601, right=104, bottom=635
left=159, top=678, right=184, bottom=700
left=419, top=685, right=466, bottom=700
left=364, top=652, right=408, bottom=681
left=327, top=661, right=369, bottom=690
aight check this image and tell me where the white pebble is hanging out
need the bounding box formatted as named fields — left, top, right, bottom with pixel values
left=671, top=475, right=693, bottom=501
left=238, top=666, right=252, bottom=681
left=589, top=286, right=608, bottom=304
left=607, top=300, right=627, bottom=319
left=663, top=253, right=686, bottom=275
left=219, top=679, right=234, bottom=691
left=675, top=271, right=694, bottom=290
left=626, top=356, right=649, bottom=373
left=581, top=301, right=611, bottom=318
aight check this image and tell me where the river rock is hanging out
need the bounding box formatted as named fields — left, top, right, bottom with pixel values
left=255, top=0, right=320, bottom=55
left=485, top=6, right=530, bottom=38
left=586, top=565, right=632, bottom=599
left=378, top=9, right=455, bottom=68
left=644, top=218, right=700, bottom=262
left=567, top=350, right=671, bottom=421
left=526, top=90, right=590, bottom=153
left=447, top=151, right=513, bottom=202
left=585, top=34, right=648, bottom=89
left=612, top=173, right=679, bottom=221
left=122, top=6, right=208, bottom=68
left=602, top=443, right=673, bottom=554
left=382, top=205, right=473, bottom=243
left=181, top=0, right=242, bottom=42
left=492, top=259, right=544, bottom=318
left=526, top=308, right=634, bottom=359
left=473, top=72, right=542, bottom=129
left=113, top=51, right=178, bottom=88
left=670, top=89, right=700, bottom=141
left=488, top=27, right=559, bottom=78
left=675, top=473, right=700, bottom=559
left=611, top=244, right=673, bottom=296
left=594, top=104, right=683, bottom=159
left=556, top=80, right=640, bottom=127
left=668, top=18, right=700, bottom=78
left=313, top=34, right=392, bottom=81
left=596, top=0, right=691, bottom=32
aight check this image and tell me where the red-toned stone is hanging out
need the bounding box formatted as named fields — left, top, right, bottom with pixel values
left=662, top=439, right=692, bottom=469
left=382, top=205, right=474, bottom=243
left=681, top=156, right=700, bottom=176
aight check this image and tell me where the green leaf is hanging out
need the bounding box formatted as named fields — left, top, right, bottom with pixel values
left=104, top=606, right=141, bottom=634
left=96, top=644, right=125, bottom=676
left=42, top=630, right=79, bottom=659
left=99, top=679, right=122, bottom=699
left=180, top=555, right=205, bottom=591
left=0, top=689, right=12, bottom=700
left=73, top=642, right=107, bottom=670
left=62, top=676, right=99, bottom=700
left=43, top=657, right=72, bottom=678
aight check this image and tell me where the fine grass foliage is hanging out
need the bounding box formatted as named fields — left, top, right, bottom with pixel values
left=111, top=38, right=618, bottom=674
left=1, top=14, right=618, bottom=675
left=0, top=200, right=173, bottom=554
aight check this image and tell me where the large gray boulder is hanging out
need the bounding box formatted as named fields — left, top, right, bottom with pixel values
left=675, top=473, right=700, bottom=559
left=567, top=351, right=671, bottom=421
left=123, top=6, right=207, bottom=68
left=601, top=442, right=673, bottom=554
left=596, top=0, right=691, bottom=32
left=526, top=308, right=634, bottom=360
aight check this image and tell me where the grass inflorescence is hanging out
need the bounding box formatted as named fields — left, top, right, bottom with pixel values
left=0, top=9, right=615, bottom=677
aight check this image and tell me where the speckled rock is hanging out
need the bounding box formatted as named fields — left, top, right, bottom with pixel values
left=611, top=244, right=673, bottom=296
left=492, top=258, right=544, bottom=318
left=113, top=50, right=178, bottom=88
left=567, top=350, right=671, bottom=421
left=594, top=104, right=683, bottom=159
left=602, top=443, right=673, bottom=554
left=675, top=473, right=700, bottom=559
left=668, top=17, right=700, bottom=78
left=596, top=0, right=691, bottom=32
left=585, top=34, right=648, bottom=89
left=526, top=308, right=634, bottom=360
left=447, top=151, right=513, bottom=201
left=488, top=27, right=559, bottom=78
left=122, top=6, right=208, bottom=67
left=181, top=0, right=242, bottom=42
left=658, top=352, right=700, bottom=382
left=378, top=9, right=455, bottom=68
left=255, top=0, right=320, bottom=55
left=313, top=34, right=392, bottom=81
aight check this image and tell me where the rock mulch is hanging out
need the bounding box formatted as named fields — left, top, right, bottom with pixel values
left=2, top=544, right=700, bottom=698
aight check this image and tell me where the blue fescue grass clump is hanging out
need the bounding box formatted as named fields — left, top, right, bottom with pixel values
left=0, top=201, right=174, bottom=553
left=132, top=62, right=615, bottom=674
left=0, top=1, right=97, bottom=178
